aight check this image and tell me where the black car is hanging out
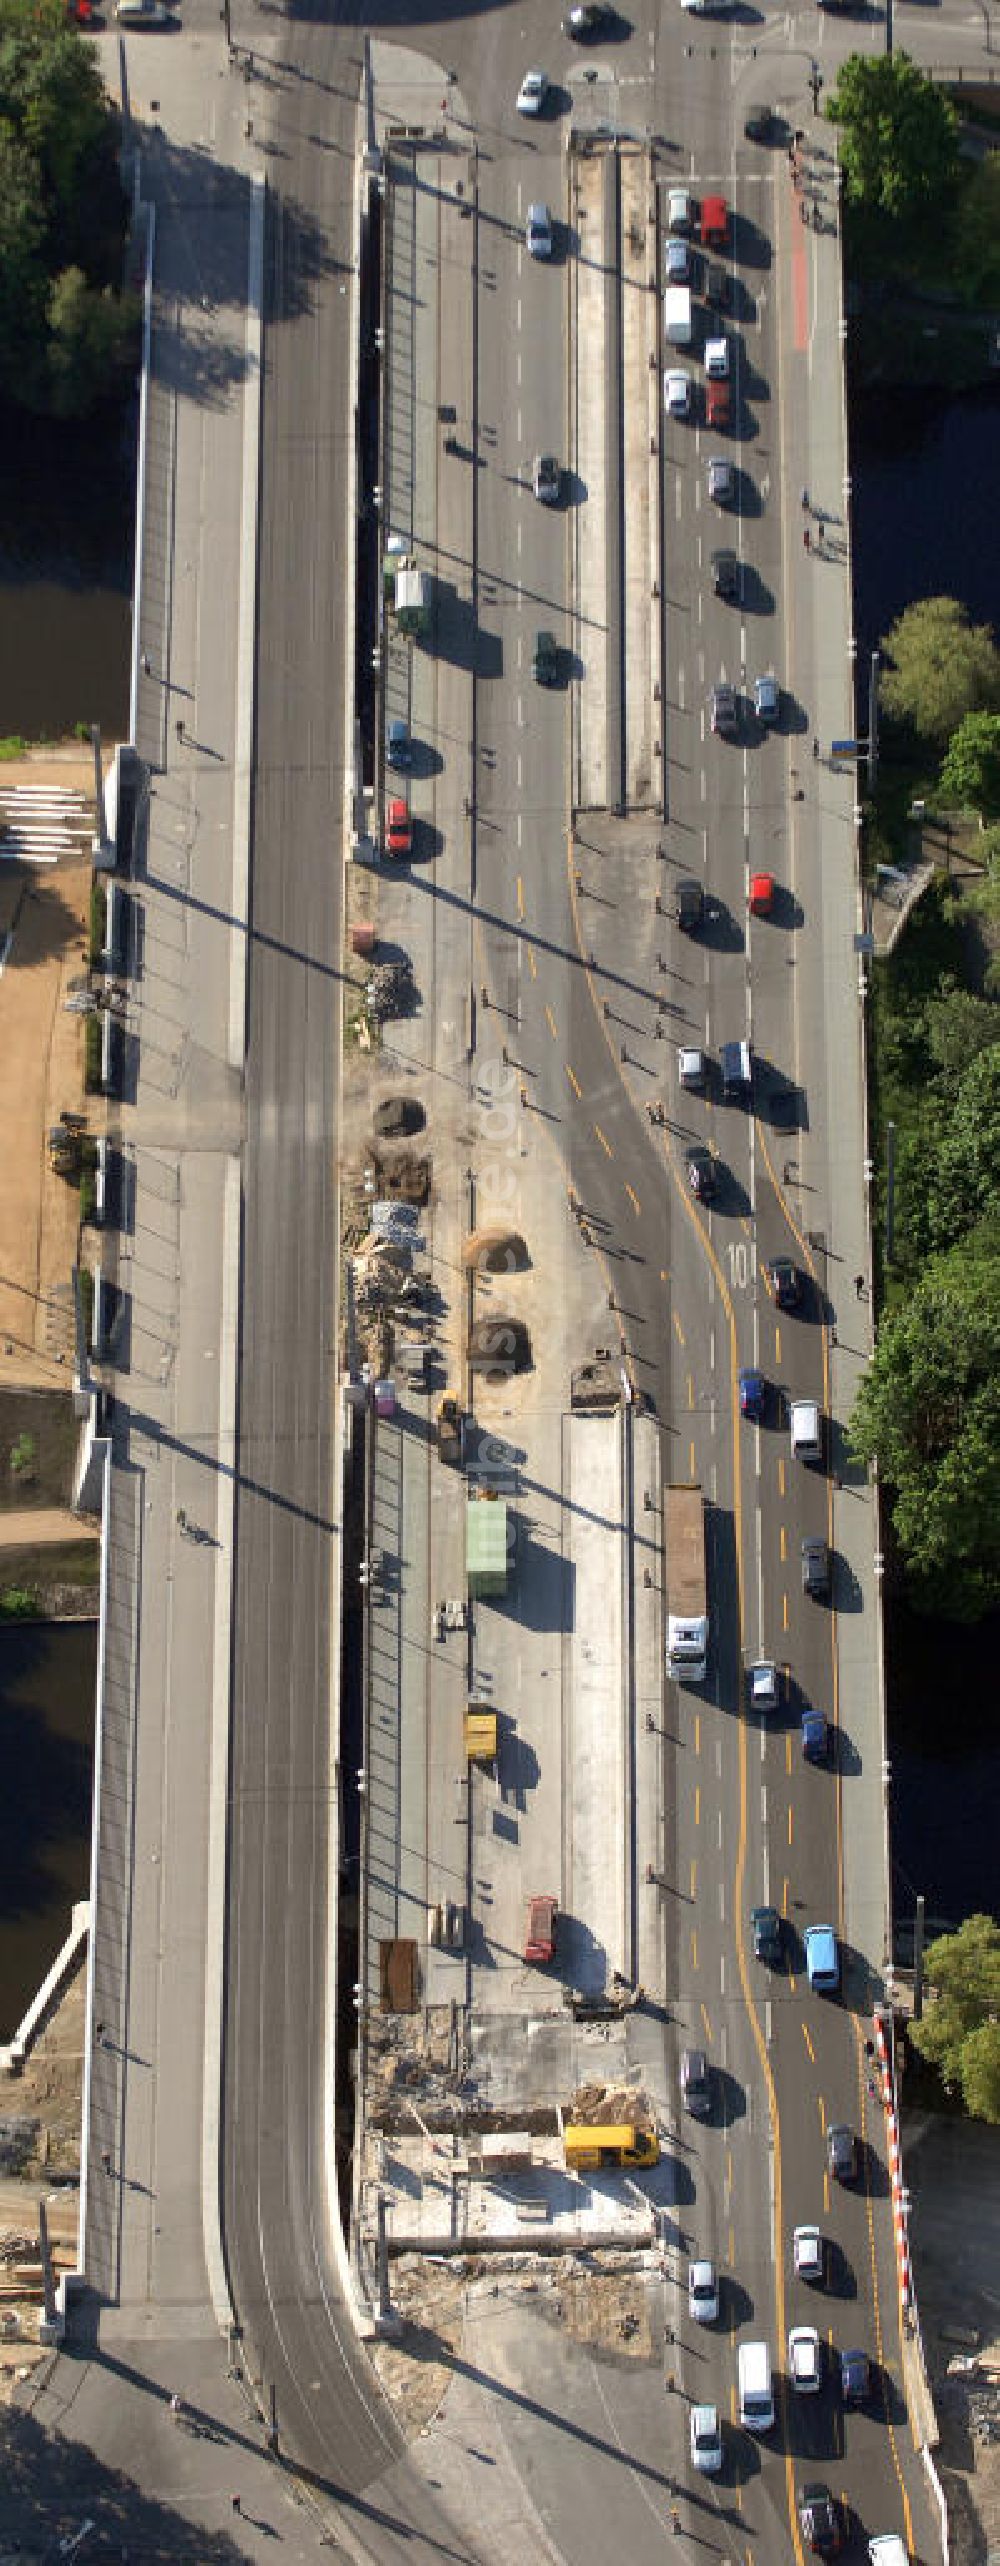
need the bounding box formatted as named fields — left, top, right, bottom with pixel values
left=798, top=2484, right=843, bottom=2558
left=676, top=876, right=705, bottom=932
left=705, top=260, right=730, bottom=310
left=801, top=1536, right=831, bottom=1598
left=827, top=2121, right=857, bottom=2182
left=711, top=547, right=739, bottom=600
left=686, top=1146, right=716, bottom=1204
left=767, top=1255, right=802, bottom=1311
left=751, top=1904, right=782, bottom=1964
left=839, top=2346, right=871, bottom=2406
left=744, top=100, right=774, bottom=141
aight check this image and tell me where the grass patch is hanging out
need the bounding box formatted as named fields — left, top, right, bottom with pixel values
left=0, top=736, right=28, bottom=763
left=89, top=878, right=106, bottom=969
left=0, top=1389, right=79, bottom=1510
left=0, top=1540, right=99, bottom=1590
left=79, top=1167, right=96, bottom=1225
left=0, top=1585, right=39, bottom=1618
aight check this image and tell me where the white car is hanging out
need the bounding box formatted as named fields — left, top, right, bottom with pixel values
left=793, top=2224, right=825, bottom=2284
left=688, top=2258, right=719, bottom=2324
left=516, top=68, right=549, bottom=116
left=690, top=2403, right=723, bottom=2474
left=526, top=202, right=553, bottom=258
left=664, top=368, right=692, bottom=418
left=748, top=1659, right=779, bottom=1712
left=667, top=188, right=696, bottom=235
left=705, top=335, right=730, bottom=379
left=754, top=671, right=780, bottom=725
left=788, top=2324, right=822, bottom=2392
left=678, top=1046, right=707, bottom=1093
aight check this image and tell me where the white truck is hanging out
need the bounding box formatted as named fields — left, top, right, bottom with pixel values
left=665, top=1483, right=708, bottom=1684
left=663, top=285, right=693, bottom=347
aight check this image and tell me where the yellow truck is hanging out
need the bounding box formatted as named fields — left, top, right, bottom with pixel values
left=563, top=2123, right=659, bottom=2172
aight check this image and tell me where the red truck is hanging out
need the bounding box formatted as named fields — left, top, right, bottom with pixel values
left=524, top=1895, right=558, bottom=1964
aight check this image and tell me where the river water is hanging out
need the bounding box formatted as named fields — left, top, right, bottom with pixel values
left=0, top=1620, right=96, bottom=2038
left=0, top=397, right=132, bottom=743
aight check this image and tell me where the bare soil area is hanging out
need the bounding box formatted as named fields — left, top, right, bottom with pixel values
left=0, top=823, right=94, bottom=1387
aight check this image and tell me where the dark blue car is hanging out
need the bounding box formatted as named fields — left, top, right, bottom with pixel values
left=801, top=1708, right=830, bottom=1763
left=739, top=1367, right=766, bottom=1421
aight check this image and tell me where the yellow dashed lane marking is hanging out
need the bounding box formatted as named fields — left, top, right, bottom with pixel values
left=594, top=1123, right=613, bottom=1158
left=625, top=1181, right=641, bottom=1215
left=691, top=1928, right=698, bottom=1972
left=528, top=946, right=537, bottom=979
left=802, top=2023, right=816, bottom=2065
left=694, top=1785, right=701, bottom=1827
left=566, top=1063, right=581, bottom=1097
left=701, top=2003, right=713, bottom=2044
left=545, top=1005, right=558, bottom=1040
left=516, top=876, right=525, bottom=919
left=673, top=1310, right=686, bottom=1348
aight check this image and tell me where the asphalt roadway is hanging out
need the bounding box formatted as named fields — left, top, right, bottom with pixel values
left=11, top=1, right=986, bottom=2562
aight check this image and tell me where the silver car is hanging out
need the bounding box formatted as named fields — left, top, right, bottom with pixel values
left=688, top=2258, right=719, bottom=2324
left=708, top=456, right=735, bottom=505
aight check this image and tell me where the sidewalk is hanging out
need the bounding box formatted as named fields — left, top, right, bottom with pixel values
left=4, top=24, right=322, bottom=2563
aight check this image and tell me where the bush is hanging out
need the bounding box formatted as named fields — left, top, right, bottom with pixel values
left=79, top=1166, right=95, bottom=1224
left=89, top=877, right=106, bottom=968
left=84, top=1011, right=102, bottom=1092
left=0, top=1588, right=38, bottom=1619
left=78, top=1263, right=93, bottom=1348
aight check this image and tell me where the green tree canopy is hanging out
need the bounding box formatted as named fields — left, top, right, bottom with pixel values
left=0, top=0, right=131, bottom=415
left=953, top=151, right=1000, bottom=305
left=849, top=1234, right=1000, bottom=1616
left=826, top=53, right=960, bottom=225
left=923, top=983, right=1000, bottom=1089
left=879, top=598, right=1000, bottom=746
left=910, top=1915, right=1000, bottom=2120
left=940, top=711, right=1000, bottom=818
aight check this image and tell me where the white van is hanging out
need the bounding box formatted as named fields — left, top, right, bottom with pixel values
left=790, top=1397, right=822, bottom=1461
left=738, top=2339, right=774, bottom=2432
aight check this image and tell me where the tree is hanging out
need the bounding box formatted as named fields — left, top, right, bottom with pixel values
left=826, top=53, right=960, bottom=226
left=940, top=711, right=1000, bottom=819
left=0, top=0, right=129, bottom=416
left=910, top=1915, right=1000, bottom=2121
left=953, top=152, right=1000, bottom=305
left=47, top=266, right=138, bottom=416
left=879, top=598, right=1000, bottom=746
left=923, top=984, right=1000, bottom=1090
left=849, top=1237, right=1000, bottom=1617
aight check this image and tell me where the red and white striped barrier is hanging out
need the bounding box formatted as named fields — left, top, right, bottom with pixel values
left=873, top=2007, right=912, bottom=2312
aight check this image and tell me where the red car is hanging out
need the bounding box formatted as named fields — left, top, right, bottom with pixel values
left=706, top=380, right=730, bottom=429
left=385, top=798, right=411, bottom=859
left=749, top=872, right=775, bottom=917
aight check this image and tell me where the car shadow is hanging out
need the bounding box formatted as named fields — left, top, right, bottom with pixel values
left=740, top=565, right=775, bottom=616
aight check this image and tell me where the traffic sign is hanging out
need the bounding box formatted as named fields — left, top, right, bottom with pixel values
left=831, top=738, right=861, bottom=758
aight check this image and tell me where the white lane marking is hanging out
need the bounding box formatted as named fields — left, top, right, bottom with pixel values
left=709, top=1327, right=716, bottom=1372
left=761, top=1784, right=767, bottom=1827
left=769, top=2144, right=776, bottom=2259
left=719, top=1878, right=725, bottom=1922
left=715, top=1739, right=723, bottom=1780
left=517, top=408, right=522, bottom=443
left=720, top=1951, right=726, bottom=1998
left=765, top=1997, right=773, bottom=2046
left=517, top=754, right=523, bottom=790
left=718, top=1810, right=723, bottom=1852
